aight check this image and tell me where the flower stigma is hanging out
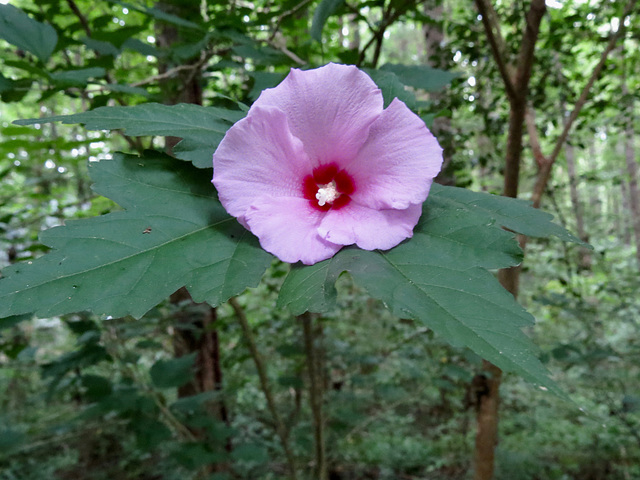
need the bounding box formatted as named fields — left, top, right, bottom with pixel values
left=316, top=181, right=339, bottom=206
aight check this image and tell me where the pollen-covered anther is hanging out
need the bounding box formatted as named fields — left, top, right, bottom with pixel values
left=315, top=181, right=340, bottom=206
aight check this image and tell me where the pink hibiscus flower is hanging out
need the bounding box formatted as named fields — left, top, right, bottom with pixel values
left=212, top=63, right=443, bottom=265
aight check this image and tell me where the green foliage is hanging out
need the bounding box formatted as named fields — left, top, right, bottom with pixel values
left=380, top=63, right=460, bottom=92
left=311, top=0, right=345, bottom=42
left=150, top=353, right=197, bottom=389
left=279, top=184, right=580, bottom=395
left=2, top=0, right=639, bottom=479
left=0, top=4, right=58, bottom=63
left=15, top=104, right=245, bottom=169
left=0, top=152, right=272, bottom=319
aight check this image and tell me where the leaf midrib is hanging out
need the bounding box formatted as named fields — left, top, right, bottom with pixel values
left=376, top=251, right=541, bottom=378
left=2, top=216, right=235, bottom=298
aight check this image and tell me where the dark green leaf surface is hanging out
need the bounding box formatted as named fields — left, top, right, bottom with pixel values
left=438, top=185, right=586, bottom=244
left=109, top=0, right=202, bottom=29
left=364, top=68, right=417, bottom=109
left=49, top=67, right=106, bottom=87
left=14, top=103, right=245, bottom=169
left=311, top=0, right=345, bottom=42
left=279, top=184, right=581, bottom=396
left=0, top=4, right=58, bottom=62
left=0, top=152, right=273, bottom=320
left=150, top=353, right=197, bottom=389
left=380, top=64, right=459, bottom=92
left=81, top=37, right=121, bottom=56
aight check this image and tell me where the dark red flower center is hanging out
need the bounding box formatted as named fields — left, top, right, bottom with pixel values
left=302, top=163, right=355, bottom=212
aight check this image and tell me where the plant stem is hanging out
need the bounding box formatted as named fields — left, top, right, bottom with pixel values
left=229, top=297, right=299, bottom=480
left=301, top=312, right=327, bottom=480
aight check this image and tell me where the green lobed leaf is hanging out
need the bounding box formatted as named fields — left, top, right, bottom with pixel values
left=278, top=184, right=582, bottom=396
left=380, top=64, right=459, bottom=92
left=13, top=103, right=245, bottom=169
left=437, top=185, right=587, bottom=244
left=0, top=4, right=58, bottom=63
left=311, top=0, right=345, bottom=42
left=0, top=151, right=273, bottom=320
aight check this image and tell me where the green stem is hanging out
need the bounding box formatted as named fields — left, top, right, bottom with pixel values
left=301, top=312, right=327, bottom=480
left=229, top=297, right=299, bottom=480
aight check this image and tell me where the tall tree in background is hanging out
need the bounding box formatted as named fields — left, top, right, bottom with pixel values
left=472, top=0, right=635, bottom=478
left=154, top=1, right=230, bottom=454
left=621, top=44, right=640, bottom=268
left=2, top=1, right=640, bottom=479
left=472, top=1, right=546, bottom=478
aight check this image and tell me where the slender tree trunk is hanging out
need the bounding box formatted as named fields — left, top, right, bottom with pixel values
left=588, top=141, right=602, bottom=218
left=623, top=108, right=640, bottom=268
left=423, top=0, right=455, bottom=185
left=621, top=169, right=632, bottom=246
left=621, top=53, right=640, bottom=268
left=349, top=14, right=360, bottom=50
left=473, top=1, right=546, bottom=478
left=473, top=361, right=502, bottom=480
left=155, top=1, right=230, bottom=465
left=472, top=2, right=632, bottom=475
left=302, top=313, right=327, bottom=480
left=564, top=141, right=583, bottom=236
left=565, top=141, right=591, bottom=269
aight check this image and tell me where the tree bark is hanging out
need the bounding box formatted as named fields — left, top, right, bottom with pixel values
left=302, top=313, right=327, bottom=480
left=565, top=140, right=592, bottom=269
left=155, top=0, right=229, bottom=461
left=528, top=0, right=634, bottom=210
left=423, top=0, right=455, bottom=185
left=588, top=141, right=602, bottom=218
left=473, top=2, right=634, bottom=477
left=621, top=43, right=640, bottom=268
left=621, top=169, right=632, bottom=246
left=472, top=1, right=546, bottom=478
left=473, top=361, right=502, bottom=480
left=623, top=94, right=640, bottom=269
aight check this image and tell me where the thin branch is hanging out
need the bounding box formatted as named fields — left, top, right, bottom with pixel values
left=502, top=0, right=546, bottom=199
left=66, top=0, right=92, bottom=38
left=357, top=1, right=411, bottom=67
left=269, top=0, right=315, bottom=42
left=530, top=0, right=635, bottom=208
left=131, top=46, right=228, bottom=88
left=513, top=0, right=546, bottom=102
left=548, top=0, right=634, bottom=165
left=301, top=312, right=327, bottom=480
left=229, top=298, right=298, bottom=480
left=102, top=326, right=197, bottom=442
left=268, top=34, right=307, bottom=65
left=132, top=63, right=200, bottom=87
left=525, top=107, right=545, bottom=168
left=474, top=0, right=516, bottom=100
left=344, top=2, right=375, bottom=32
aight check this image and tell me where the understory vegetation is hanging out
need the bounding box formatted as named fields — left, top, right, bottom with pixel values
left=1, top=0, right=639, bottom=479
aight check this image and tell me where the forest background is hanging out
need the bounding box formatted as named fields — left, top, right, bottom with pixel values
left=0, top=0, right=639, bottom=479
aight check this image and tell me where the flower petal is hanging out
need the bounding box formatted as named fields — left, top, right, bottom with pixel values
left=347, top=98, right=443, bottom=210
left=212, top=106, right=313, bottom=219
left=244, top=197, right=342, bottom=265
left=318, top=202, right=423, bottom=251
left=252, top=63, right=383, bottom=165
